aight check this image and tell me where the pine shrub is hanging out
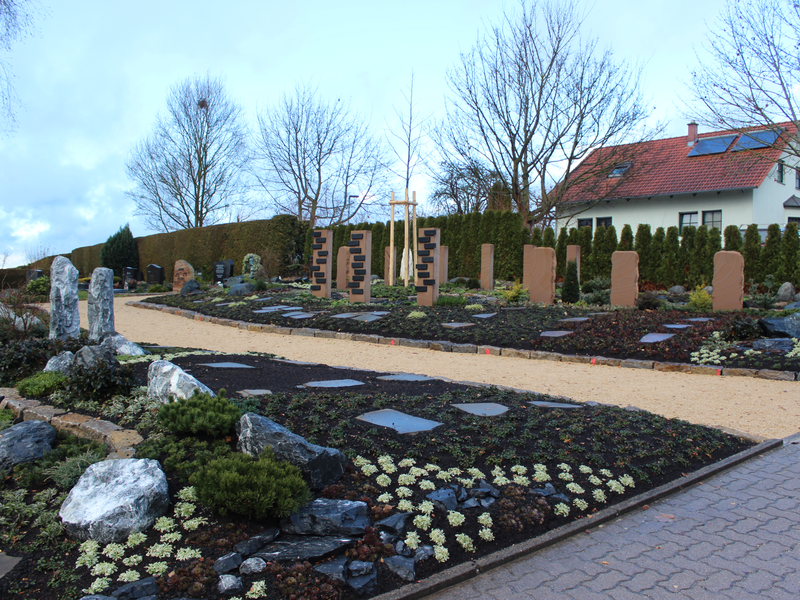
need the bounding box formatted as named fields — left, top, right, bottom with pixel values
left=530, top=227, right=544, bottom=247
left=157, top=389, right=241, bottom=438
left=723, top=225, right=743, bottom=252
left=706, top=227, right=722, bottom=284
left=189, top=450, right=310, bottom=520
left=100, top=224, right=139, bottom=278
left=561, top=261, right=580, bottom=303
left=633, top=224, right=652, bottom=282
left=62, top=361, right=136, bottom=405
left=16, top=371, right=67, bottom=398
left=555, top=227, right=568, bottom=277
left=26, top=276, right=51, bottom=297
left=742, top=224, right=762, bottom=283
left=689, top=225, right=708, bottom=288
left=760, top=224, right=782, bottom=280
left=618, top=224, right=633, bottom=251
left=542, top=227, right=556, bottom=248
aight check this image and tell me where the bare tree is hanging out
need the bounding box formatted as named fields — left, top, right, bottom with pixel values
left=24, top=241, right=51, bottom=266
left=126, top=75, right=249, bottom=232
left=252, top=83, right=389, bottom=229
left=687, top=0, right=800, bottom=156
left=429, top=160, right=495, bottom=215
left=435, top=0, right=653, bottom=227
left=1, top=0, right=41, bottom=133
left=385, top=72, right=430, bottom=192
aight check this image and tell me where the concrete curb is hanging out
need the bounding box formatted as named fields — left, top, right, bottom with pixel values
left=369, top=437, right=782, bottom=600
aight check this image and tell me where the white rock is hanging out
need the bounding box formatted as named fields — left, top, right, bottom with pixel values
left=44, top=350, right=74, bottom=374
left=88, top=267, right=115, bottom=341
left=49, top=256, right=80, bottom=340
left=147, top=360, right=214, bottom=403
left=101, top=332, right=148, bottom=356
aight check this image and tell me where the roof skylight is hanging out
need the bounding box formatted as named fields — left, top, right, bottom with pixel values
left=687, top=134, right=738, bottom=157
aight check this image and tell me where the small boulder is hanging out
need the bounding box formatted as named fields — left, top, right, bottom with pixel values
left=73, top=345, right=119, bottom=370
left=668, top=285, right=686, bottom=294
left=239, top=557, right=267, bottom=575
left=111, top=577, right=158, bottom=599
left=347, top=571, right=377, bottom=596
left=223, top=276, right=244, bottom=288
left=312, top=557, right=347, bottom=583
left=44, top=350, right=74, bottom=374
left=217, top=574, right=243, bottom=595
left=0, top=420, right=56, bottom=473
left=785, top=301, right=800, bottom=311
left=759, top=314, right=800, bottom=339
left=213, top=552, right=243, bottom=574
left=100, top=332, right=148, bottom=357
left=228, top=282, right=255, bottom=296
left=375, top=512, right=410, bottom=536
left=234, top=528, right=279, bottom=556
left=384, top=555, right=415, bottom=581
left=237, top=412, right=346, bottom=488
left=348, top=560, right=374, bottom=577
left=180, top=279, right=200, bottom=296
left=777, top=282, right=796, bottom=303
left=147, top=360, right=214, bottom=404
left=0, top=305, right=43, bottom=332
left=59, top=458, right=169, bottom=542
left=427, top=488, right=458, bottom=510
left=281, top=498, right=369, bottom=536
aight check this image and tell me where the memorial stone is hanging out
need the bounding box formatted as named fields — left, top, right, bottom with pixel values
left=336, top=246, right=350, bottom=290
left=416, top=228, right=440, bottom=307
left=49, top=256, right=81, bottom=340
left=480, top=244, right=494, bottom=291
left=310, top=230, right=333, bottom=298
left=87, top=267, right=115, bottom=342
left=566, top=244, right=581, bottom=282
left=122, top=266, right=142, bottom=284
left=523, top=247, right=556, bottom=304
left=712, top=251, right=744, bottom=311
left=146, top=264, right=165, bottom=285
left=26, top=269, right=43, bottom=283
left=348, top=230, right=372, bottom=303
left=609, top=251, right=639, bottom=307
left=213, top=259, right=235, bottom=283
left=439, top=246, right=449, bottom=283
left=173, top=260, right=195, bottom=291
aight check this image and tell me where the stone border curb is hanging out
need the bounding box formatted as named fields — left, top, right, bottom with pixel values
left=369, top=437, right=783, bottom=600
left=128, top=301, right=799, bottom=382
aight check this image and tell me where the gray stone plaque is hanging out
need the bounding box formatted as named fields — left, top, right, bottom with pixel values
left=472, top=313, right=497, bottom=319
left=351, top=314, right=383, bottom=322
left=303, top=379, right=365, bottom=388
left=441, top=322, right=475, bottom=329
left=377, top=373, right=435, bottom=382
left=529, top=400, right=583, bottom=409
left=539, top=331, right=572, bottom=338
left=639, top=333, right=675, bottom=343
left=357, top=409, right=442, bottom=434
left=197, top=362, right=255, bottom=369
left=664, top=324, right=692, bottom=329
left=559, top=317, right=590, bottom=323
left=452, top=403, right=508, bottom=416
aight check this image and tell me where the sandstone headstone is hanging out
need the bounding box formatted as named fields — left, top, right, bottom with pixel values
left=88, top=267, right=115, bottom=341
left=439, top=245, right=449, bottom=282
left=310, top=230, right=333, bottom=298
left=712, top=251, right=744, bottom=311
left=49, top=256, right=80, bottom=340
left=524, top=247, right=556, bottom=304
left=566, top=245, right=581, bottom=282
left=147, top=360, right=214, bottom=404
left=336, top=246, right=350, bottom=290
left=384, top=246, right=397, bottom=283
left=146, top=264, right=164, bottom=285
left=480, top=244, right=494, bottom=291
left=173, top=260, right=195, bottom=291
left=416, top=228, right=440, bottom=307
left=0, top=420, right=56, bottom=473
left=59, top=458, right=169, bottom=542
left=213, top=259, right=235, bottom=284
left=610, top=251, right=639, bottom=307
left=347, top=230, right=372, bottom=304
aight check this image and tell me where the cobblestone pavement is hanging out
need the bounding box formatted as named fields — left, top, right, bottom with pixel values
left=428, top=435, right=800, bottom=600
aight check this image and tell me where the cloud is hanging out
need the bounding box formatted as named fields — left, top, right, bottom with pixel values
left=11, top=218, right=50, bottom=240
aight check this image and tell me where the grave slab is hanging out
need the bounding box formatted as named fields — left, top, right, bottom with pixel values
left=539, top=330, right=572, bottom=338
left=304, top=379, right=365, bottom=388
left=441, top=322, right=475, bottom=329
left=452, top=403, right=508, bottom=416
left=685, top=317, right=714, bottom=322
left=287, top=313, right=317, bottom=319
left=197, top=362, right=256, bottom=369
left=369, top=311, right=391, bottom=316
left=252, top=296, right=274, bottom=302
left=558, top=317, right=590, bottom=323
left=472, top=313, right=497, bottom=319
left=377, top=373, right=435, bottom=382
left=529, top=400, right=583, bottom=409
left=639, top=333, right=675, bottom=343
left=239, top=389, right=272, bottom=397
left=664, top=324, right=692, bottom=329
left=273, top=359, right=320, bottom=366
left=357, top=409, right=442, bottom=434
left=351, top=314, right=383, bottom=323
left=330, top=313, right=361, bottom=319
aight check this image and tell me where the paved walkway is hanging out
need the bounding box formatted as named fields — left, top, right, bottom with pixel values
left=427, top=434, right=800, bottom=600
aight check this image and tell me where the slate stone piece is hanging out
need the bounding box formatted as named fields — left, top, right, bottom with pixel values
left=229, top=282, right=255, bottom=296
left=59, top=458, right=169, bottom=543
left=452, top=402, right=508, bottom=416
left=385, top=555, right=415, bottom=581
left=559, top=317, right=590, bottom=323
left=111, top=576, right=158, bottom=599
left=303, top=379, right=364, bottom=388
left=685, top=317, right=714, bottom=322
left=281, top=498, right=370, bottom=536
left=179, top=280, right=200, bottom=296
left=87, top=267, right=115, bottom=341
left=752, top=338, right=795, bottom=351
left=356, top=409, right=442, bottom=434
left=234, top=528, right=279, bottom=556
left=350, top=313, right=382, bottom=322
left=213, top=552, right=243, bottom=574
left=330, top=312, right=360, bottom=319
left=217, top=574, right=242, bottom=595
left=640, top=333, right=675, bottom=343
left=239, top=557, right=267, bottom=575
left=253, top=535, right=354, bottom=562
left=472, top=313, right=497, bottom=319
left=759, top=314, right=800, bottom=339
left=539, top=330, right=572, bottom=338
left=49, top=255, right=81, bottom=340
left=74, top=344, right=119, bottom=370
left=237, top=413, right=347, bottom=489
left=376, top=373, right=434, bottom=382
left=197, top=362, right=256, bottom=369
left=663, top=324, right=692, bottom=330
left=147, top=360, right=214, bottom=404
left=441, top=322, right=475, bottom=329
left=375, top=512, right=411, bottom=536
left=0, top=420, right=56, bottom=473
left=347, top=571, right=378, bottom=596
left=426, top=488, right=458, bottom=510
left=348, top=560, right=374, bottom=577
left=529, top=400, right=583, bottom=409
left=313, top=557, right=348, bottom=582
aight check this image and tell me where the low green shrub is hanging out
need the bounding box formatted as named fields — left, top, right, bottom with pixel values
left=13, top=431, right=107, bottom=489
left=465, top=304, right=483, bottom=310
left=581, top=276, right=611, bottom=294
left=0, top=337, right=85, bottom=386
left=503, top=281, right=527, bottom=303
left=0, top=408, right=15, bottom=431
left=688, top=286, right=713, bottom=312
left=147, top=284, right=168, bottom=293
left=42, top=447, right=106, bottom=489
left=435, top=295, right=467, bottom=307
left=61, top=361, right=136, bottom=404
left=466, top=278, right=481, bottom=290
left=582, top=289, right=611, bottom=306
left=157, top=389, right=241, bottom=437
left=16, top=371, right=67, bottom=398
left=407, top=310, right=427, bottom=319
left=636, top=291, right=664, bottom=311
left=26, top=276, right=51, bottom=297
left=135, top=435, right=233, bottom=481
left=189, top=450, right=310, bottom=519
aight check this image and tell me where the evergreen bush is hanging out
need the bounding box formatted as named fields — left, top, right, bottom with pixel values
left=542, top=227, right=556, bottom=248
left=689, top=225, right=708, bottom=288
left=530, top=227, right=544, bottom=247
left=16, top=371, right=67, bottom=398
left=26, top=275, right=51, bottom=297
left=62, top=361, right=136, bottom=405
left=679, top=226, right=696, bottom=286
left=779, top=222, right=799, bottom=284
left=723, top=225, right=743, bottom=252
left=555, top=227, right=568, bottom=278
left=577, top=226, right=593, bottom=278
left=157, top=389, right=241, bottom=438
left=100, top=224, right=139, bottom=278
left=706, top=227, right=722, bottom=284
left=633, top=224, right=652, bottom=282
left=742, top=224, right=762, bottom=283
left=434, top=295, right=468, bottom=307
left=760, top=224, right=782, bottom=280
left=688, top=286, right=713, bottom=312
left=589, top=225, right=607, bottom=279
left=659, top=227, right=681, bottom=287
left=561, top=261, right=580, bottom=303
left=618, top=224, right=633, bottom=251
left=189, top=450, right=310, bottom=519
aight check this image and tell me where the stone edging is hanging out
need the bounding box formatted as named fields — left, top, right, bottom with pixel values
left=369, top=437, right=783, bottom=600
left=0, top=388, right=143, bottom=459
left=127, top=301, right=799, bottom=382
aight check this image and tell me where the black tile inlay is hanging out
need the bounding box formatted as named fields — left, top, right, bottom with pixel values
left=312, top=231, right=322, bottom=238
left=423, top=279, right=436, bottom=285
left=424, top=229, right=436, bottom=235
left=318, top=251, right=329, bottom=257
left=415, top=285, right=427, bottom=292
left=354, top=255, right=366, bottom=261
left=352, top=262, right=364, bottom=269
left=423, top=243, right=436, bottom=249
left=352, top=233, right=364, bottom=240
left=311, top=243, right=322, bottom=250
left=422, top=257, right=434, bottom=263
left=354, top=269, right=366, bottom=275
left=418, top=250, right=430, bottom=257
left=418, top=236, right=431, bottom=243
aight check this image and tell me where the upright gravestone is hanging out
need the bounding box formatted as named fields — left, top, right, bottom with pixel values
left=26, top=269, right=43, bottom=283
left=213, top=259, right=235, bottom=283
left=146, top=264, right=165, bottom=285
left=384, top=247, right=396, bottom=283
left=524, top=247, right=556, bottom=304
left=480, top=244, right=495, bottom=291
left=610, top=251, right=639, bottom=307
left=49, top=256, right=81, bottom=340
left=88, top=267, right=115, bottom=341
left=416, top=228, right=441, bottom=307
left=336, top=246, right=350, bottom=290
left=566, top=244, right=581, bottom=283
left=348, top=230, right=372, bottom=303
left=173, top=260, right=195, bottom=292
left=310, top=230, right=333, bottom=298
left=122, top=266, right=142, bottom=284
left=712, top=251, right=744, bottom=311
left=439, top=246, right=449, bottom=283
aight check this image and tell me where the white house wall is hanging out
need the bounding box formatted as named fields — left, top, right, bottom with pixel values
left=753, top=157, right=800, bottom=226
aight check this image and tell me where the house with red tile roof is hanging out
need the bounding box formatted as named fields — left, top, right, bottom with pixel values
left=555, top=122, right=799, bottom=236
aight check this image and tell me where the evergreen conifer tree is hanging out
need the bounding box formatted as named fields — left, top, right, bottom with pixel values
left=577, top=226, right=593, bottom=278
left=760, top=223, right=782, bottom=281
left=589, top=225, right=606, bottom=279
left=542, top=227, right=556, bottom=248
left=600, top=225, right=618, bottom=277
left=530, top=227, right=544, bottom=247
left=679, top=226, right=696, bottom=287
left=555, top=227, right=568, bottom=278
left=742, top=224, right=762, bottom=284
left=567, top=227, right=579, bottom=246
left=618, top=224, right=633, bottom=251
left=100, top=223, right=139, bottom=278
left=706, top=227, right=722, bottom=285
left=562, top=260, right=580, bottom=303
left=723, top=225, right=743, bottom=252
left=689, top=225, right=708, bottom=287
left=633, top=224, right=652, bottom=283
left=660, top=226, right=681, bottom=287
left=779, top=222, right=799, bottom=285
left=650, top=227, right=665, bottom=286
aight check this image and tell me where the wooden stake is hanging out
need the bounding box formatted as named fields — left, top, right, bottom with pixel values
left=389, top=191, right=396, bottom=286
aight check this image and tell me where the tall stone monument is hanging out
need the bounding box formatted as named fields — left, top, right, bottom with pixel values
left=416, top=228, right=441, bottom=307
left=712, top=251, right=744, bottom=311
left=88, top=267, right=115, bottom=341
left=173, top=260, right=195, bottom=291
left=309, top=230, right=333, bottom=298
left=524, top=247, right=556, bottom=304
left=609, top=251, right=639, bottom=307
left=347, top=230, right=372, bottom=303
left=49, top=256, right=81, bottom=340
left=336, top=246, right=350, bottom=290
left=439, top=246, right=449, bottom=283
left=480, top=244, right=495, bottom=291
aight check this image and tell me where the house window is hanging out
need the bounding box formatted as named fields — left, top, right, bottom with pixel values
left=608, top=162, right=631, bottom=178
left=679, top=212, right=698, bottom=233
left=789, top=217, right=800, bottom=224
left=596, top=217, right=612, bottom=228
left=577, top=218, right=592, bottom=230
left=777, top=162, right=785, bottom=184
left=795, top=168, right=800, bottom=190
left=702, top=210, right=722, bottom=230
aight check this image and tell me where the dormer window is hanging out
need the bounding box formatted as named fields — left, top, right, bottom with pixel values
left=608, top=162, right=631, bottom=178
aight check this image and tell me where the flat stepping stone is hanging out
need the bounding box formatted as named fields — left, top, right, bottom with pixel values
left=0, top=552, right=21, bottom=578
left=215, top=302, right=233, bottom=307
left=377, top=373, right=435, bottom=382
left=559, top=317, right=590, bottom=323
left=586, top=312, right=610, bottom=316
left=684, top=317, right=714, bottom=322
left=441, top=322, right=475, bottom=329
left=539, top=331, right=572, bottom=338
left=370, top=311, right=391, bottom=316
left=502, top=307, right=527, bottom=311
left=330, top=313, right=361, bottom=319
left=452, top=402, right=508, bottom=416
left=303, top=379, right=365, bottom=388
left=472, top=313, right=497, bottom=319
left=664, top=324, right=692, bottom=329
left=529, top=400, right=583, bottom=409
left=357, top=409, right=442, bottom=434
left=252, top=297, right=273, bottom=302
left=286, top=312, right=317, bottom=319
left=197, top=362, right=255, bottom=369
left=640, top=333, right=675, bottom=343
left=192, top=300, right=206, bottom=303
left=239, top=389, right=272, bottom=397
left=273, top=359, right=319, bottom=366
left=351, top=314, right=383, bottom=322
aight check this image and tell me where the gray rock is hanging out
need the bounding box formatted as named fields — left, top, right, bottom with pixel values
left=426, top=488, right=458, bottom=511
left=100, top=333, right=148, bottom=357
left=111, top=576, right=158, bottom=599
left=348, top=560, right=374, bottom=577
left=216, top=574, right=242, bottom=595
left=379, top=531, right=397, bottom=545
left=759, top=314, right=800, bottom=339
left=413, top=545, right=434, bottom=563
left=395, top=540, right=412, bottom=557
left=73, top=344, right=119, bottom=370
left=234, top=528, right=279, bottom=556
left=59, top=458, right=169, bottom=542
left=223, top=276, right=244, bottom=288
left=44, top=350, right=74, bottom=374
left=79, top=596, right=115, bottom=600
left=238, top=557, right=267, bottom=575
left=375, top=512, right=410, bottom=536
left=795, top=292, right=800, bottom=302
left=460, top=498, right=480, bottom=510
left=451, top=484, right=467, bottom=502
left=385, top=555, right=415, bottom=581
left=253, top=535, right=354, bottom=562
left=0, top=304, right=42, bottom=332
left=213, top=552, right=242, bottom=574
left=703, top=285, right=713, bottom=295
left=480, top=497, right=495, bottom=508
left=281, top=498, right=369, bottom=537
left=229, top=282, right=256, bottom=296
left=753, top=338, right=796, bottom=352
left=785, top=301, right=800, bottom=310
left=313, top=557, right=347, bottom=582
left=88, top=267, right=115, bottom=341
left=147, top=360, right=214, bottom=404
left=467, top=480, right=500, bottom=499
left=347, top=571, right=377, bottom=596
left=530, top=483, right=557, bottom=497
left=237, top=412, right=346, bottom=489
left=668, top=285, right=686, bottom=294
left=49, top=255, right=81, bottom=340
left=0, top=420, right=56, bottom=473
left=180, top=279, right=200, bottom=296
left=777, top=282, right=796, bottom=303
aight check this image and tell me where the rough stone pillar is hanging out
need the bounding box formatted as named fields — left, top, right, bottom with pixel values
left=439, top=246, right=449, bottom=283
left=712, top=251, right=744, bottom=310
left=522, top=245, right=537, bottom=294
left=384, top=247, right=396, bottom=283
left=336, top=246, right=350, bottom=290
left=525, top=247, right=556, bottom=304
left=172, top=260, right=195, bottom=292
left=348, top=230, right=372, bottom=303
left=480, top=244, right=495, bottom=291
left=310, top=230, right=333, bottom=298
left=566, top=245, right=581, bottom=283
left=416, top=228, right=440, bottom=307
left=49, top=256, right=81, bottom=340
left=88, top=267, right=115, bottom=341
left=610, top=251, right=639, bottom=307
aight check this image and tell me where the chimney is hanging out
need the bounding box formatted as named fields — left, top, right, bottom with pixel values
left=687, top=121, right=698, bottom=146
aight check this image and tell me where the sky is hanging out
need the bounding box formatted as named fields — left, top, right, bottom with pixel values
left=0, top=0, right=729, bottom=268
